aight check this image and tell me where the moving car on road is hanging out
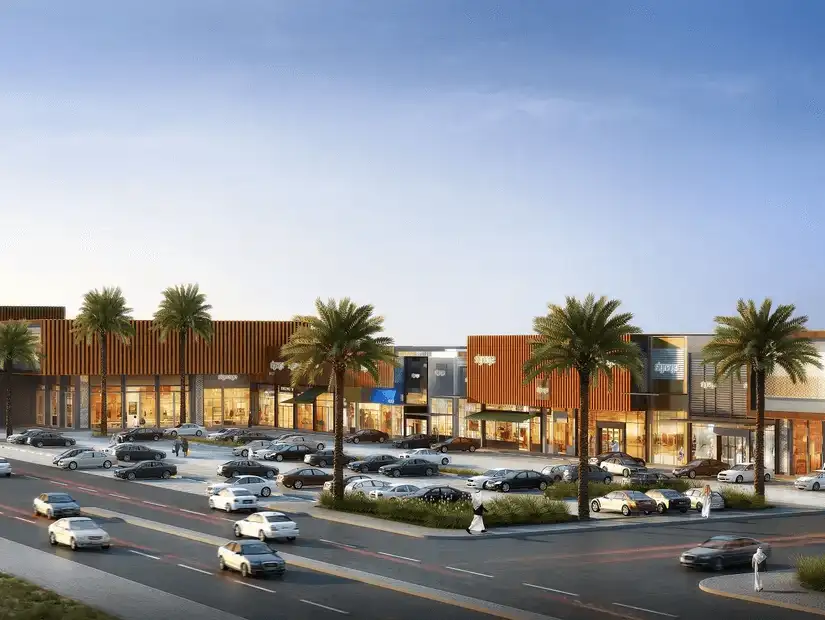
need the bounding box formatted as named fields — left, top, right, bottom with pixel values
left=277, top=467, right=333, bottom=489
left=431, top=437, right=478, bottom=453
left=52, top=447, right=93, bottom=465
left=467, top=468, right=515, bottom=489
left=672, top=459, right=729, bottom=479
left=114, top=460, right=177, bottom=480
left=33, top=492, right=81, bottom=519
left=233, top=511, right=299, bottom=542
left=6, top=429, right=49, bottom=444
left=680, top=536, right=771, bottom=571
left=562, top=464, right=613, bottom=484
left=164, top=423, right=206, bottom=438
left=233, top=440, right=274, bottom=458
left=114, top=444, right=166, bottom=462
left=369, top=483, right=419, bottom=500
left=304, top=449, right=357, bottom=468
left=48, top=517, right=110, bottom=550
left=405, top=485, right=470, bottom=503
left=324, top=474, right=370, bottom=493
left=487, top=470, right=553, bottom=493
left=683, top=488, right=725, bottom=511
left=0, top=458, right=11, bottom=477
left=645, top=488, right=691, bottom=513
left=345, top=429, right=389, bottom=444
left=218, top=540, right=286, bottom=578
left=209, top=487, right=259, bottom=512
left=57, top=450, right=113, bottom=471
left=397, top=448, right=452, bottom=465
left=717, top=462, right=774, bottom=483
left=207, top=475, right=276, bottom=497
left=379, top=458, right=438, bottom=478
left=600, top=456, right=646, bottom=478
left=348, top=454, right=398, bottom=473
left=345, top=479, right=391, bottom=496
left=260, top=444, right=315, bottom=462
left=590, top=490, right=656, bottom=516
left=115, top=427, right=163, bottom=443
left=217, top=459, right=278, bottom=479
left=589, top=451, right=645, bottom=467
left=27, top=432, right=75, bottom=448
left=795, top=470, right=825, bottom=491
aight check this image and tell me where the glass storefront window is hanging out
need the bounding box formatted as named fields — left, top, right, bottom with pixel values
left=809, top=422, right=822, bottom=472
left=50, top=387, right=60, bottom=426
left=259, top=388, right=275, bottom=426
left=489, top=421, right=518, bottom=443
left=91, top=386, right=122, bottom=429
left=159, top=385, right=189, bottom=428
left=530, top=414, right=541, bottom=450
left=36, top=386, right=45, bottom=425
left=316, top=392, right=334, bottom=432
left=692, top=424, right=716, bottom=460
left=277, top=389, right=293, bottom=428
left=224, top=388, right=249, bottom=427
left=205, top=388, right=222, bottom=427
left=431, top=398, right=453, bottom=415
left=457, top=399, right=481, bottom=438
left=124, top=385, right=155, bottom=428
left=793, top=422, right=809, bottom=475
left=549, top=411, right=574, bottom=455
left=358, top=403, right=402, bottom=436
left=359, top=403, right=379, bottom=431
left=297, top=403, right=313, bottom=430
left=626, top=412, right=646, bottom=460
left=651, top=411, right=688, bottom=466
left=764, top=425, right=777, bottom=472
left=431, top=415, right=453, bottom=437
left=65, top=388, right=73, bottom=428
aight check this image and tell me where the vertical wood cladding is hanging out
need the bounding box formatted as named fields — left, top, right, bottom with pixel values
left=350, top=361, right=396, bottom=388
left=40, top=320, right=300, bottom=376
left=467, top=335, right=631, bottom=411
left=0, top=306, right=65, bottom=320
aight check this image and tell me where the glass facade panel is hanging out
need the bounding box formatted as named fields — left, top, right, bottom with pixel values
left=431, top=414, right=452, bottom=437
left=692, top=424, right=716, bottom=460
left=223, top=388, right=249, bottom=427
left=316, top=392, right=334, bottom=432
left=159, top=385, right=189, bottom=428
left=431, top=398, right=453, bottom=415
left=626, top=412, right=646, bottom=460
left=36, top=386, right=45, bottom=425
left=65, top=388, right=73, bottom=428
left=457, top=399, right=481, bottom=438
left=50, top=386, right=60, bottom=426
left=651, top=411, right=688, bottom=466
left=204, top=388, right=223, bottom=427
left=549, top=411, right=574, bottom=455
left=91, top=386, right=122, bottom=429
left=259, top=388, right=275, bottom=426
left=793, top=422, right=809, bottom=475
left=358, top=403, right=402, bottom=436
left=764, top=425, right=777, bottom=472
left=297, top=403, right=313, bottom=430
left=810, top=422, right=823, bottom=472
left=530, top=414, right=541, bottom=450
left=277, top=389, right=293, bottom=428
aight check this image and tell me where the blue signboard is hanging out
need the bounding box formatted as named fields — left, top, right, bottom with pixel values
left=370, top=389, right=399, bottom=405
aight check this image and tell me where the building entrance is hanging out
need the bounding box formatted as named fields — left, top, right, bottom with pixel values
left=405, top=418, right=426, bottom=436
left=598, top=426, right=625, bottom=454
left=721, top=435, right=750, bottom=465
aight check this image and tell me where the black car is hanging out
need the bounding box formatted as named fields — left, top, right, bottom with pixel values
left=431, top=437, right=479, bottom=453
left=115, top=427, right=164, bottom=443
left=589, top=451, right=646, bottom=467
left=379, top=458, right=439, bottom=478
left=114, top=444, right=166, bottom=462
left=217, top=459, right=279, bottom=479
left=234, top=431, right=278, bottom=444
left=115, top=460, right=177, bottom=480
left=52, top=447, right=93, bottom=465
left=7, top=429, right=50, bottom=444
left=348, top=454, right=398, bottom=473
left=406, top=486, right=470, bottom=503
left=28, top=432, right=75, bottom=448
left=344, top=429, right=389, bottom=444
left=392, top=434, right=437, bottom=449
left=304, top=449, right=357, bottom=468
left=487, top=470, right=554, bottom=493
left=214, top=429, right=243, bottom=442
left=265, top=444, right=315, bottom=462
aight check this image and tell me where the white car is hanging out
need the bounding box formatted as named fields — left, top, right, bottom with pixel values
left=466, top=468, right=514, bottom=489
left=717, top=463, right=774, bottom=483
left=57, top=450, right=113, bottom=471
left=345, top=479, right=392, bottom=495
left=208, top=428, right=239, bottom=439
left=165, top=423, right=206, bottom=438
left=234, top=440, right=276, bottom=458
left=0, top=458, right=11, bottom=477
left=795, top=470, right=825, bottom=491
left=600, top=456, right=646, bottom=478
left=369, top=483, right=420, bottom=500
left=398, top=448, right=452, bottom=466
left=208, top=487, right=259, bottom=512
left=278, top=435, right=326, bottom=451
left=48, top=517, right=110, bottom=550
left=590, top=490, right=658, bottom=516
left=233, top=511, right=299, bottom=542
left=323, top=474, right=370, bottom=492
left=252, top=443, right=289, bottom=460
left=207, top=475, right=276, bottom=498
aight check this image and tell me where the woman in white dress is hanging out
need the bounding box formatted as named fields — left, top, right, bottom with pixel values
left=752, top=546, right=767, bottom=592
left=467, top=490, right=487, bottom=535
left=700, top=484, right=712, bottom=519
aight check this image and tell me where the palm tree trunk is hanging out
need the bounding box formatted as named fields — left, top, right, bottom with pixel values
left=578, top=373, right=591, bottom=520
left=332, top=368, right=346, bottom=502
left=5, top=360, right=13, bottom=437
left=179, top=332, right=187, bottom=425
left=99, top=333, right=108, bottom=437
left=754, top=368, right=766, bottom=497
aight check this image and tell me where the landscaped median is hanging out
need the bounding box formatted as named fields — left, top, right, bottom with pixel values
left=318, top=490, right=574, bottom=529
left=0, top=572, right=116, bottom=620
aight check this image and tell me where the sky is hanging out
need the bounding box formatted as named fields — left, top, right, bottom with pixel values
left=1, top=1, right=824, bottom=344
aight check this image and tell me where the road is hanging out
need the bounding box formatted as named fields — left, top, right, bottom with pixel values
left=2, top=456, right=821, bottom=620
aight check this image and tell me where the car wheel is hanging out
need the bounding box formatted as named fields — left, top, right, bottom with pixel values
left=196, top=430, right=203, bottom=437
left=538, top=481, right=548, bottom=491
left=219, top=557, right=227, bottom=571
left=126, top=472, right=136, bottom=480
left=469, top=445, right=476, bottom=452
left=162, top=470, right=171, bottom=479
left=36, top=441, right=44, bottom=448
left=603, top=476, right=612, bottom=484
left=393, top=470, right=401, bottom=478
left=169, top=431, right=178, bottom=438
left=814, top=482, right=821, bottom=491
left=293, top=480, right=303, bottom=489
left=261, top=487, right=271, bottom=497
left=695, top=501, right=703, bottom=512
left=123, top=455, right=131, bottom=461
left=258, top=530, right=267, bottom=542
left=241, top=450, right=249, bottom=458
left=103, top=460, right=112, bottom=469
left=228, top=471, right=237, bottom=478
left=402, top=443, right=409, bottom=449
left=657, top=503, right=666, bottom=514
left=234, top=525, right=242, bottom=538
left=500, top=482, right=510, bottom=493
left=127, top=436, right=134, bottom=442
left=101, top=544, right=110, bottom=550
left=621, top=505, right=631, bottom=516
left=441, top=458, right=449, bottom=465
left=64, top=440, right=72, bottom=447
left=68, top=461, right=78, bottom=470
left=318, top=460, right=328, bottom=468
left=317, top=443, right=325, bottom=450
left=155, top=454, right=163, bottom=460
left=440, top=446, right=448, bottom=453
left=70, top=538, right=78, bottom=550
left=49, top=533, right=57, bottom=546
left=688, top=470, right=696, bottom=479
left=46, top=509, right=54, bottom=519
left=353, top=437, right=360, bottom=444
left=153, top=435, right=160, bottom=441
left=32, top=506, right=39, bottom=517
left=275, top=454, right=284, bottom=462
left=622, top=469, right=631, bottom=478
left=425, top=468, right=434, bottom=477
left=764, top=473, right=772, bottom=482
left=735, top=475, right=744, bottom=483
left=225, top=504, right=233, bottom=513
left=361, top=466, right=369, bottom=474
left=241, top=564, right=250, bottom=578
left=712, top=557, right=723, bottom=572
left=590, top=500, right=600, bottom=512
left=378, top=437, right=385, bottom=444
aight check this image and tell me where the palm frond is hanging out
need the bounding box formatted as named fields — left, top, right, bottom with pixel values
left=0, top=321, right=42, bottom=370
left=152, top=283, right=214, bottom=342
left=71, top=287, right=136, bottom=345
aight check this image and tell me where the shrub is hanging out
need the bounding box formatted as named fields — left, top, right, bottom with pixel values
left=440, top=466, right=480, bottom=476
left=797, top=556, right=825, bottom=591
left=545, top=478, right=696, bottom=500
left=318, top=490, right=573, bottom=529
left=718, top=488, right=770, bottom=510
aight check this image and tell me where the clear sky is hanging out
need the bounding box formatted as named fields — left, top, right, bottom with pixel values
left=1, top=1, right=824, bottom=344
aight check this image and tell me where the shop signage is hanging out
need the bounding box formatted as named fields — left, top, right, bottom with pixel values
left=651, top=348, right=685, bottom=380
left=434, top=370, right=446, bottom=377
left=411, top=373, right=421, bottom=379
left=474, top=355, right=496, bottom=366
left=217, top=375, right=239, bottom=381
left=370, top=389, right=398, bottom=405
left=269, top=361, right=300, bottom=372
left=536, top=385, right=549, bottom=397
left=700, top=380, right=716, bottom=390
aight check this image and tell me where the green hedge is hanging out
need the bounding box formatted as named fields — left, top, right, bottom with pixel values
left=0, top=573, right=117, bottom=620
left=318, top=490, right=574, bottom=529
left=718, top=488, right=771, bottom=510
left=798, top=556, right=825, bottom=591
left=544, top=479, right=695, bottom=500
left=440, top=466, right=481, bottom=476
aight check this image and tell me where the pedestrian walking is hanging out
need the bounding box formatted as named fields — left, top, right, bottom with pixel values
left=467, top=490, right=487, bottom=535
left=752, top=546, right=767, bottom=592
left=700, top=484, right=712, bottom=519
left=181, top=437, right=189, bottom=457
left=173, top=438, right=182, bottom=457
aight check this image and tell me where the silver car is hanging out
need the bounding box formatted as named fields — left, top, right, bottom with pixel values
left=58, top=450, right=114, bottom=471
left=233, top=440, right=275, bottom=458
left=466, top=468, right=514, bottom=489
left=218, top=540, right=286, bottom=578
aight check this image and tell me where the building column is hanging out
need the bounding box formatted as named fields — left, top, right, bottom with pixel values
left=44, top=381, right=52, bottom=427
left=79, top=376, right=90, bottom=429
left=153, top=376, right=161, bottom=427
left=452, top=397, right=459, bottom=439
left=120, top=376, right=127, bottom=429
left=250, top=383, right=259, bottom=426
left=193, top=375, right=204, bottom=426
left=292, top=399, right=297, bottom=430
left=58, top=377, right=66, bottom=428
left=540, top=409, right=547, bottom=454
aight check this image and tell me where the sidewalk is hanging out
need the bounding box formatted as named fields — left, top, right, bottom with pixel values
left=0, top=536, right=249, bottom=620
left=700, top=570, right=825, bottom=616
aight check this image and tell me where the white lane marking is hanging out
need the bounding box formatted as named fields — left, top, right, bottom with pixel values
left=143, top=501, right=167, bottom=507
left=129, top=549, right=160, bottom=560
left=24, top=476, right=40, bottom=480
left=377, top=551, right=420, bottom=563
left=300, top=599, right=349, bottom=615
left=109, top=493, right=130, bottom=500
left=177, top=563, right=212, bottom=575
left=613, top=603, right=677, bottom=618
left=320, top=539, right=357, bottom=548
left=446, top=566, right=493, bottom=578
left=50, top=481, right=68, bottom=487
left=220, top=517, right=236, bottom=522
left=233, top=580, right=276, bottom=593
left=0, top=511, right=4, bottom=514
left=179, top=508, right=205, bottom=516
left=13, top=516, right=36, bottom=524
left=77, top=487, right=97, bottom=493
left=523, top=583, right=579, bottom=597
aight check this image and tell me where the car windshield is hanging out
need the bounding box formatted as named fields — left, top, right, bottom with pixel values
left=49, top=494, right=75, bottom=503
left=264, top=515, right=291, bottom=523
left=69, top=521, right=98, bottom=531
left=658, top=489, right=682, bottom=499
left=241, top=543, right=272, bottom=555
left=481, top=469, right=505, bottom=476
left=731, top=464, right=749, bottom=471
left=625, top=491, right=649, bottom=500
left=0, top=458, right=7, bottom=463
left=700, top=538, right=731, bottom=549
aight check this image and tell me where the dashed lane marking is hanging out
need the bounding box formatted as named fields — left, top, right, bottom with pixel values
left=179, top=508, right=206, bottom=516
left=233, top=580, right=276, bottom=593
left=143, top=501, right=167, bottom=507
left=177, top=563, right=212, bottom=575
left=50, top=481, right=68, bottom=486
left=446, top=566, right=493, bottom=578
left=320, top=539, right=357, bottom=548
left=613, top=603, right=677, bottom=618
left=377, top=552, right=420, bottom=563
left=13, top=516, right=36, bottom=524
left=77, top=487, right=97, bottom=493
left=129, top=549, right=160, bottom=560
left=523, top=583, right=579, bottom=597
left=24, top=476, right=40, bottom=480
left=109, top=493, right=130, bottom=500
left=300, top=599, right=349, bottom=615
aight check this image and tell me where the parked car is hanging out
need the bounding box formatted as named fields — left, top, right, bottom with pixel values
left=164, top=423, right=206, bottom=438
left=260, top=444, right=315, bottom=462
left=207, top=475, right=276, bottom=498
left=562, top=464, right=613, bottom=484
left=540, top=465, right=568, bottom=482
left=683, top=488, right=726, bottom=511
left=114, top=460, right=177, bottom=480
left=795, top=470, right=825, bottom=491
left=680, top=536, right=771, bottom=571
left=115, top=427, right=163, bottom=443
left=348, top=454, right=398, bottom=473
left=398, top=448, right=452, bottom=466
left=345, top=429, right=389, bottom=444
left=0, top=457, right=10, bottom=477
left=304, top=449, right=358, bottom=468
left=392, top=433, right=438, bottom=449
left=233, top=440, right=275, bottom=458
left=218, top=540, right=286, bottom=578
left=589, top=451, right=646, bottom=467
left=600, top=456, right=646, bottom=478
left=52, top=447, right=93, bottom=465
left=209, top=487, right=259, bottom=512
left=487, top=470, right=553, bottom=493
left=114, top=444, right=166, bottom=462
left=33, top=492, right=81, bottom=519
left=431, top=437, right=478, bottom=453
left=208, top=428, right=240, bottom=440
left=277, top=467, right=333, bottom=489
left=467, top=468, right=515, bottom=489
left=379, top=458, right=439, bottom=478
left=233, top=431, right=279, bottom=444
left=57, top=450, right=113, bottom=471
left=672, top=459, right=730, bottom=479
left=48, top=517, right=110, bottom=550
left=233, top=511, right=299, bottom=542
left=324, top=474, right=370, bottom=493
left=277, top=435, right=326, bottom=451
left=645, top=488, right=691, bottom=514
left=590, top=490, right=657, bottom=516
left=369, top=483, right=420, bottom=500
left=345, top=479, right=392, bottom=496
left=28, top=432, right=75, bottom=448
left=404, top=486, right=471, bottom=503
left=624, top=472, right=673, bottom=486
left=217, top=460, right=278, bottom=479
left=6, top=429, right=49, bottom=444
left=717, top=462, right=774, bottom=483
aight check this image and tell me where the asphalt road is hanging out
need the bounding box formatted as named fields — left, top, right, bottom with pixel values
left=4, top=456, right=822, bottom=620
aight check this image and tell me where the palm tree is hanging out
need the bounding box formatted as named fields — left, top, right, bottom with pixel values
left=523, top=294, right=643, bottom=520
left=281, top=298, right=396, bottom=501
left=152, top=284, right=213, bottom=426
left=0, top=321, right=41, bottom=437
left=703, top=298, right=822, bottom=497
left=72, top=287, right=135, bottom=437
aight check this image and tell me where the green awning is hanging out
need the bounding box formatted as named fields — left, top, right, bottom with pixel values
left=465, top=411, right=537, bottom=423
left=280, top=386, right=327, bottom=404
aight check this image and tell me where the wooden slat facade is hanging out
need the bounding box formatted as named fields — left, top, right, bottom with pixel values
left=467, top=335, right=631, bottom=411
left=0, top=306, right=65, bottom=320
left=351, top=361, right=396, bottom=388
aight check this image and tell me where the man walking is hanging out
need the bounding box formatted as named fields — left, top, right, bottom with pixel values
left=181, top=436, right=189, bottom=457
left=173, top=437, right=182, bottom=457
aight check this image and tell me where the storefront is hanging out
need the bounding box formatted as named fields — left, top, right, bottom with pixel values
left=357, top=402, right=403, bottom=436
left=429, top=397, right=454, bottom=438
left=465, top=406, right=542, bottom=452
left=790, top=418, right=823, bottom=475
left=458, top=399, right=482, bottom=439
left=650, top=411, right=688, bottom=466
left=586, top=411, right=647, bottom=460
left=547, top=410, right=575, bottom=455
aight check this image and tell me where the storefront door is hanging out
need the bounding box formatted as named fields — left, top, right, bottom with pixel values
left=405, top=418, right=425, bottom=436
left=721, top=435, right=749, bottom=465
left=598, top=426, right=624, bottom=454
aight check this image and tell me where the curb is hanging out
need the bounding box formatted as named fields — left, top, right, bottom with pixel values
left=699, top=580, right=825, bottom=617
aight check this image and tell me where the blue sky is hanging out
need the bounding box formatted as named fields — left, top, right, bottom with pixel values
left=1, top=1, right=824, bottom=343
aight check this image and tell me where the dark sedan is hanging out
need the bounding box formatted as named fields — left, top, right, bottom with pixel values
left=264, top=444, right=314, bottom=462
left=431, top=437, right=479, bottom=453
left=115, top=427, right=164, bottom=443
left=114, top=444, right=166, bottom=462
left=7, top=429, right=50, bottom=444
left=214, top=429, right=243, bottom=442
left=378, top=458, right=439, bottom=478
left=234, top=431, right=278, bottom=444
left=487, top=470, right=553, bottom=493
left=541, top=465, right=569, bottom=482
left=405, top=486, right=471, bottom=503
left=114, top=460, right=177, bottom=480
left=344, top=429, right=389, bottom=444
left=277, top=467, right=333, bottom=489
left=217, top=459, right=278, bottom=479
left=304, top=449, right=357, bottom=468
left=680, top=536, right=771, bottom=571
left=589, top=451, right=646, bottom=467
left=672, top=459, right=730, bottom=479
left=27, top=432, right=75, bottom=448
left=392, top=434, right=443, bottom=449
left=562, top=464, right=613, bottom=484
left=348, top=454, right=398, bottom=473
left=52, top=447, right=93, bottom=465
